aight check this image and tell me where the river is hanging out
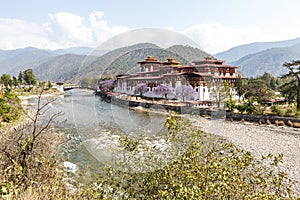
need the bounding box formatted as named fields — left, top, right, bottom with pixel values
left=44, top=89, right=168, bottom=174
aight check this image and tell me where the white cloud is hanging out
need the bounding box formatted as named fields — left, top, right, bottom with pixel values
left=0, top=11, right=130, bottom=50
left=0, top=18, right=48, bottom=49
left=1, top=12, right=300, bottom=53
left=44, top=11, right=130, bottom=49
left=182, top=22, right=300, bottom=54
left=88, top=11, right=130, bottom=46
left=182, top=23, right=261, bottom=54
left=46, top=12, right=92, bottom=46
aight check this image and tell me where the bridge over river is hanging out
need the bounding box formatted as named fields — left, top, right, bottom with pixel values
left=56, top=83, right=95, bottom=92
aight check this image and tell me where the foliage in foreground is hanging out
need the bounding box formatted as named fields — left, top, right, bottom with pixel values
left=0, top=90, right=22, bottom=123
left=83, top=115, right=297, bottom=199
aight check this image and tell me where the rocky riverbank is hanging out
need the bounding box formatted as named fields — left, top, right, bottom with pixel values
left=188, top=115, right=300, bottom=194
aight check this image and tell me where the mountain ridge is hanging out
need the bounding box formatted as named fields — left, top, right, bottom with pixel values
left=215, top=37, right=300, bottom=63
left=233, top=42, right=300, bottom=77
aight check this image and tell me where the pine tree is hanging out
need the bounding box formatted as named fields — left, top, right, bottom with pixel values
left=281, top=60, right=300, bottom=111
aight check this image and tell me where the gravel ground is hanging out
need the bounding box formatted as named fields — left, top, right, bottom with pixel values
left=189, top=115, right=300, bottom=195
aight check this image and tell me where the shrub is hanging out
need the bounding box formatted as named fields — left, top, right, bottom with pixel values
left=271, top=105, right=284, bottom=116
left=0, top=90, right=75, bottom=199
left=84, top=114, right=298, bottom=199
left=225, top=98, right=235, bottom=112
left=236, top=104, right=246, bottom=114
left=285, top=108, right=294, bottom=117
left=0, top=90, right=22, bottom=122
left=245, top=101, right=256, bottom=114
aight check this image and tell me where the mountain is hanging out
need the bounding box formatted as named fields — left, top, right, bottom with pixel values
left=96, top=28, right=202, bottom=52
left=166, top=45, right=211, bottom=63
left=34, top=54, right=86, bottom=82
left=0, top=47, right=56, bottom=75
left=104, top=48, right=190, bottom=76
left=53, top=47, right=95, bottom=55
left=215, top=37, right=300, bottom=63
left=233, top=43, right=300, bottom=77
left=0, top=43, right=213, bottom=83
left=75, top=43, right=162, bottom=80
left=34, top=43, right=213, bottom=82
left=33, top=43, right=163, bottom=82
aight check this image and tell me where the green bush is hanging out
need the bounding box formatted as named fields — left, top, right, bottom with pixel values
left=0, top=90, right=22, bottom=122
left=81, top=115, right=297, bottom=199
left=271, top=105, right=284, bottom=116
left=225, top=98, right=235, bottom=112
left=236, top=103, right=247, bottom=114
left=285, top=108, right=294, bottom=117
left=236, top=101, right=256, bottom=114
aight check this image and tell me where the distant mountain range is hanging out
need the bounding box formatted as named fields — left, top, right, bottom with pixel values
left=1, top=36, right=300, bottom=82
left=75, top=43, right=210, bottom=82
left=0, top=44, right=210, bottom=83
left=215, top=37, right=300, bottom=77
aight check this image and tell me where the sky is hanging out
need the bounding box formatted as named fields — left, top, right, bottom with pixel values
left=1, top=0, right=300, bottom=54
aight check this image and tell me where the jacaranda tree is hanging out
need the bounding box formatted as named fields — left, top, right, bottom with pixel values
left=175, top=85, right=197, bottom=100
left=98, top=79, right=116, bottom=94
left=134, top=83, right=148, bottom=97
left=153, top=84, right=174, bottom=99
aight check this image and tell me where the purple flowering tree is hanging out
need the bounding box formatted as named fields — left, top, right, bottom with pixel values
left=175, top=85, right=197, bottom=101
left=153, top=84, right=174, bottom=99
left=134, top=83, right=148, bottom=97
left=98, top=79, right=116, bottom=93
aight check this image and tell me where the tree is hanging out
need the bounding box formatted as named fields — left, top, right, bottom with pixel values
left=210, top=81, right=229, bottom=108
left=134, top=83, right=148, bottom=97
left=12, top=76, right=18, bottom=87
left=244, top=79, right=275, bottom=114
left=175, top=85, right=196, bottom=101
left=260, top=72, right=281, bottom=90
left=153, top=84, right=174, bottom=99
left=47, top=81, right=52, bottom=89
left=98, top=79, right=116, bottom=94
left=235, top=75, right=247, bottom=102
left=23, top=69, right=37, bottom=85
left=79, top=77, right=98, bottom=89
left=18, top=71, right=23, bottom=84
left=281, top=60, right=300, bottom=111
left=279, top=79, right=297, bottom=104
left=0, top=74, right=12, bottom=87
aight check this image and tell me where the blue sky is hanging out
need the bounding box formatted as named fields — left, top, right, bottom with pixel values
left=1, top=0, right=300, bottom=53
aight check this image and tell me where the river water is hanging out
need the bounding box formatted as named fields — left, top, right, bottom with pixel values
left=47, top=89, right=168, bottom=174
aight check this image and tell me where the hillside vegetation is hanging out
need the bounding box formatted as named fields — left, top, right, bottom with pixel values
left=34, top=54, right=86, bottom=82
left=233, top=43, right=300, bottom=77
left=166, top=45, right=211, bottom=63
